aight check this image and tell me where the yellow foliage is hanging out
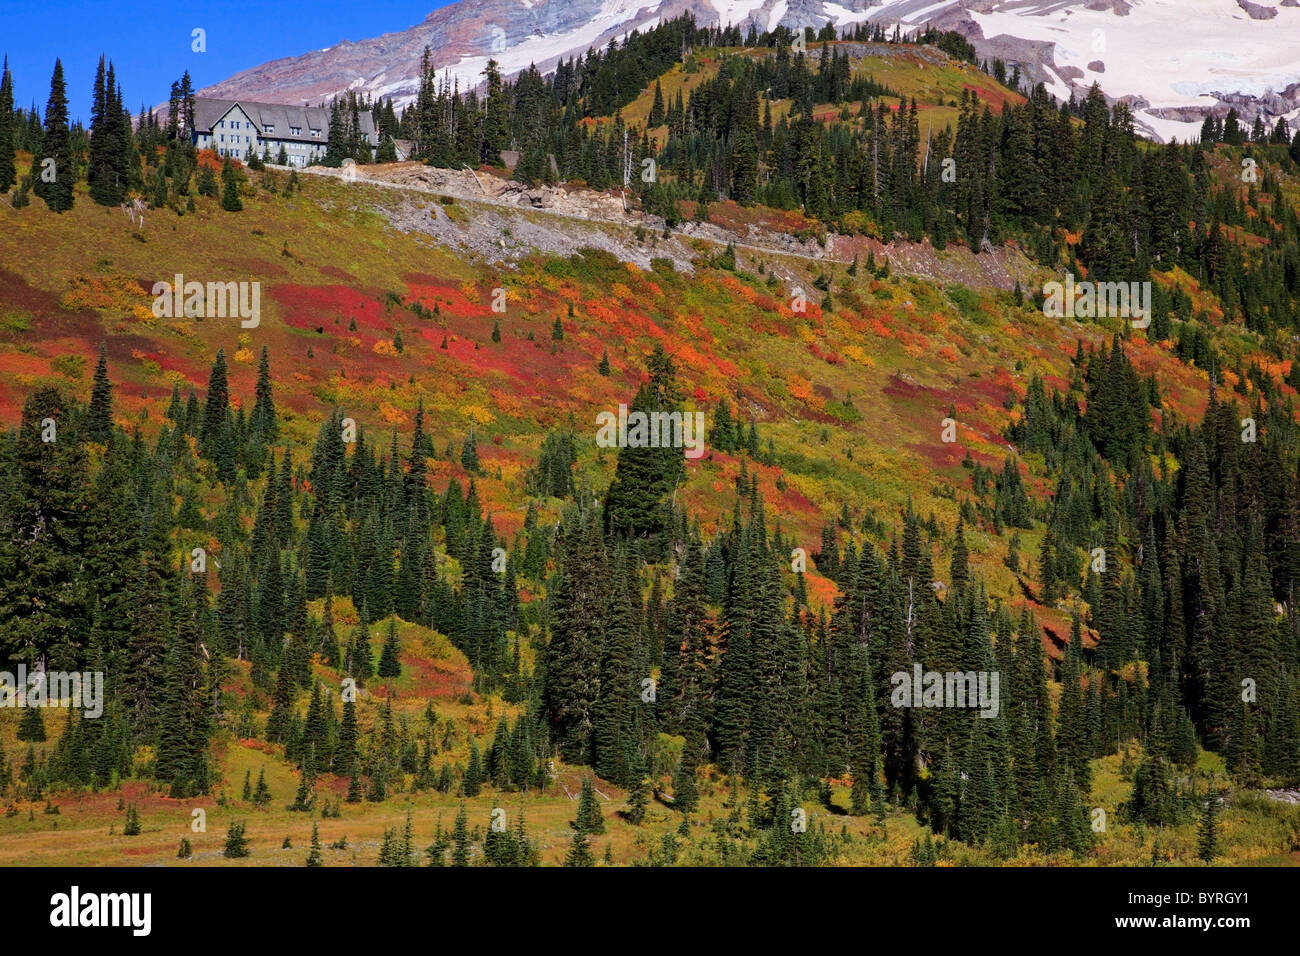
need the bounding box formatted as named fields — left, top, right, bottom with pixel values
left=843, top=345, right=875, bottom=367
left=372, top=339, right=399, bottom=356
left=61, top=274, right=150, bottom=313
left=460, top=403, right=496, bottom=425
left=234, top=348, right=254, bottom=363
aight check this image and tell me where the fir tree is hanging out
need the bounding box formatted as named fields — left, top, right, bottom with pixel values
left=564, top=828, right=595, bottom=866
left=462, top=740, right=483, bottom=797
left=0, top=57, right=16, bottom=193
left=673, top=744, right=699, bottom=814
left=223, top=819, right=251, bottom=858
left=88, top=57, right=129, bottom=206
left=253, top=767, right=271, bottom=808
left=337, top=696, right=358, bottom=774
left=305, top=816, right=323, bottom=863
left=626, top=771, right=648, bottom=825
left=33, top=59, right=74, bottom=212
left=459, top=426, right=481, bottom=474
left=1197, top=789, right=1219, bottom=863
left=87, top=343, right=113, bottom=443
left=17, top=705, right=46, bottom=742
left=378, top=617, right=402, bottom=678
left=451, top=803, right=471, bottom=866
left=220, top=159, right=243, bottom=211
left=573, top=775, right=606, bottom=834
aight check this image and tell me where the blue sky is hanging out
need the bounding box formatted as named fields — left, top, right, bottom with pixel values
left=0, top=0, right=454, bottom=124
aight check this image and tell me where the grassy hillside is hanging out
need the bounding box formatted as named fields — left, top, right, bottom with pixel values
left=3, top=145, right=1299, bottom=865
left=5, top=19, right=1300, bottom=866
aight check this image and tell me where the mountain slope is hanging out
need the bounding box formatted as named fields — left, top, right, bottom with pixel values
left=6, top=30, right=1300, bottom=870
left=199, top=0, right=1300, bottom=144
left=4, top=145, right=1299, bottom=867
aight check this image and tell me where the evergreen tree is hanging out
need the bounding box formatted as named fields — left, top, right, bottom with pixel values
left=223, top=819, right=250, bottom=858
left=88, top=57, right=129, bottom=206
left=253, top=767, right=271, bottom=807
left=33, top=59, right=74, bottom=212
left=337, top=696, right=358, bottom=774
left=673, top=743, right=700, bottom=814
left=573, top=774, right=606, bottom=834
left=564, top=828, right=595, bottom=866
left=1197, top=789, right=1219, bottom=863
left=378, top=617, right=402, bottom=678
left=0, top=57, right=16, bottom=194
left=460, top=428, right=480, bottom=474
left=251, top=346, right=277, bottom=444
left=221, top=159, right=243, bottom=211
left=626, top=770, right=648, bottom=825
left=462, top=740, right=483, bottom=797
left=17, top=705, right=46, bottom=742
left=306, top=820, right=322, bottom=866
left=451, top=803, right=471, bottom=866
left=87, top=343, right=113, bottom=443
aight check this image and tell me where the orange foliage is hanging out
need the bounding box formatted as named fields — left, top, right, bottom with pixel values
left=720, top=275, right=758, bottom=304
left=61, top=274, right=149, bottom=313
left=196, top=148, right=229, bottom=171
left=491, top=388, right=525, bottom=418
left=787, top=376, right=814, bottom=402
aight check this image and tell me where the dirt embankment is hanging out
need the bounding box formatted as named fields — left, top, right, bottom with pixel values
left=296, top=161, right=1037, bottom=289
